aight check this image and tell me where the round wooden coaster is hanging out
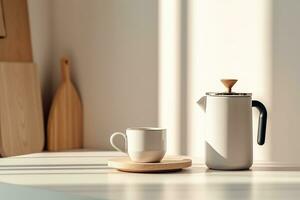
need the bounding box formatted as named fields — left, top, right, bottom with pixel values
left=108, top=156, right=192, bottom=173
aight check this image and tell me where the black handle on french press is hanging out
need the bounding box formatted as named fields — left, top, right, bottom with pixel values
left=252, top=100, right=267, bottom=145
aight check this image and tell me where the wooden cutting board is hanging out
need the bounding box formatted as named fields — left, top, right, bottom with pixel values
left=0, top=62, right=44, bottom=157
left=47, top=58, right=83, bottom=151
left=0, top=0, right=32, bottom=61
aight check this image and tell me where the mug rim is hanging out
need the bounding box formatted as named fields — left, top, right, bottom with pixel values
left=126, top=127, right=166, bottom=131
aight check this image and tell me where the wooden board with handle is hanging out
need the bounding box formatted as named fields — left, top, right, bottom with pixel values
left=0, top=62, right=44, bottom=157
left=47, top=58, right=83, bottom=151
left=0, top=0, right=32, bottom=61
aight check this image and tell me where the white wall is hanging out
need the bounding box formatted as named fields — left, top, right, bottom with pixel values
left=27, top=0, right=53, bottom=120
left=188, top=0, right=272, bottom=162
left=28, top=0, right=300, bottom=163
left=27, top=0, right=159, bottom=150
left=168, top=0, right=300, bottom=163
left=185, top=0, right=300, bottom=163
left=271, top=0, right=300, bottom=163
left=50, top=0, right=159, bottom=149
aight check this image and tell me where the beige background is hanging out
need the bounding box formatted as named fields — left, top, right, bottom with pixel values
left=27, top=0, right=300, bottom=163
left=28, top=0, right=159, bottom=150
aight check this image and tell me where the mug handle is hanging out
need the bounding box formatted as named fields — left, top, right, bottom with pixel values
left=110, top=132, right=127, bottom=153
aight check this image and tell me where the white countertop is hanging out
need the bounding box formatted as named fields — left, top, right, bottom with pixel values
left=0, top=151, right=300, bottom=200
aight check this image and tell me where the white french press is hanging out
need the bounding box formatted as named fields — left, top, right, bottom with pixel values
left=198, top=79, right=267, bottom=170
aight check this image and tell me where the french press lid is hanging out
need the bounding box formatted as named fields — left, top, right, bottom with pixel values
left=206, top=79, right=251, bottom=97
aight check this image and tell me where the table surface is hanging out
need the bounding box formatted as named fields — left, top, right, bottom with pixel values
left=0, top=151, right=300, bottom=200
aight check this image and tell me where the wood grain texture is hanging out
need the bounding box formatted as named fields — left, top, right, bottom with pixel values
left=221, top=79, right=238, bottom=93
left=0, top=0, right=32, bottom=61
left=108, top=156, right=192, bottom=173
left=0, top=62, right=44, bottom=157
left=0, top=0, right=6, bottom=38
left=47, top=58, right=83, bottom=151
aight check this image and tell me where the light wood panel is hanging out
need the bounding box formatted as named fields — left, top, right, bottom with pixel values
left=0, top=62, right=44, bottom=157
left=47, top=58, right=83, bottom=151
left=108, top=156, right=192, bottom=172
left=0, top=0, right=32, bottom=61
left=0, top=0, right=6, bottom=38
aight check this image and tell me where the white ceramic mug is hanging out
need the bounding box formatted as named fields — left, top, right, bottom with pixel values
left=110, top=127, right=166, bottom=163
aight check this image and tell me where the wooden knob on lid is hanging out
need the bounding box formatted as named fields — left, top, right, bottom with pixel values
left=221, top=79, right=238, bottom=93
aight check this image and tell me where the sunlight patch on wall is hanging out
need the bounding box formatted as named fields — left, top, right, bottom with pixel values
left=158, top=0, right=182, bottom=155
left=159, top=0, right=273, bottom=161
